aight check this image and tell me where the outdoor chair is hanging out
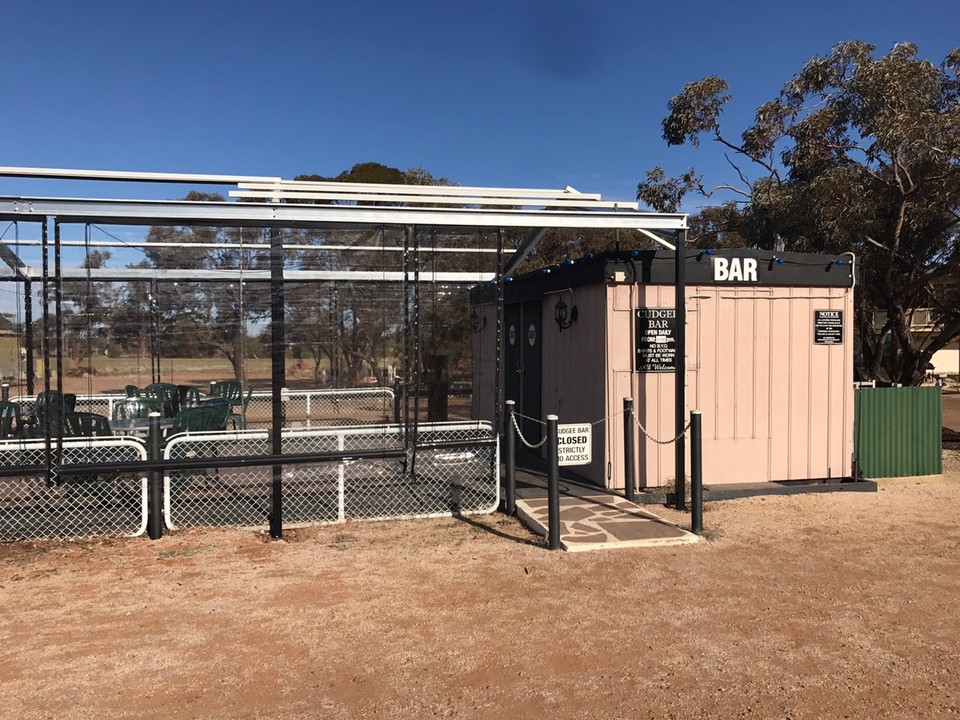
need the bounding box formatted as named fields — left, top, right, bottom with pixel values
left=25, top=390, right=72, bottom=437
left=62, top=412, right=113, bottom=438
left=145, top=383, right=181, bottom=418
left=124, top=384, right=141, bottom=398
left=166, top=403, right=228, bottom=438
left=0, top=401, right=22, bottom=439
left=228, top=387, right=254, bottom=429
left=177, top=385, right=202, bottom=410
left=210, top=380, right=243, bottom=404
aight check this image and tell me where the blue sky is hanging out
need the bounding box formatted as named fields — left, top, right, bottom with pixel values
left=1, top=0, right=958, bottom=213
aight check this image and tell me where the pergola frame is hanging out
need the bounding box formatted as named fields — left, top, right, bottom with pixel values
left=0, top=166, right=692, bottom=531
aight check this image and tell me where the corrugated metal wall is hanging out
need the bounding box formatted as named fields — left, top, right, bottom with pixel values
left=854, top=387, right=943, bottom=478
left=614, top=285, right=854, bottom=487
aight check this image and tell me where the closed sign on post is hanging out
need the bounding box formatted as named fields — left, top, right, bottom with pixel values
left=558, top=424, right=591, bottom=466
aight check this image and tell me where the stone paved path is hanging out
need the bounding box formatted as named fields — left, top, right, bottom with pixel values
left=515, top=490, right=699, bottom=552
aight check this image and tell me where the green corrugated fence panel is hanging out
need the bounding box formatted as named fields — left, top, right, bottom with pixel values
left=854, top=387, right=942, bottom=478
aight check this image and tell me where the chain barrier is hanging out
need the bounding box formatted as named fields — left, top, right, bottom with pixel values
left=508, top=408, right=689, bottom=447
left=510, top=412, right=547, bottom=449
left=634, top=413, right=691, bottom=445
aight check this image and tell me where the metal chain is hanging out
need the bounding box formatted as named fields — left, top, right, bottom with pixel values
left=510, top=412, right=547, bottom=449
left=633, top=413, right=691, bottom=445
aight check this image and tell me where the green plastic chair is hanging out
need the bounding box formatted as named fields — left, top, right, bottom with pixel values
left=0, top=401, right=23, bottom=439
left=124, top=384, right=141, bottom=398
left=62, top=412, right=113, bottom=438
left=177, top=385, right=202, bottom=410
left=228, top=388, right=254, bottom=429
left=26, top=390, right=72, bottom=437
left=145, top=383, right=180, bottom=418
left=210, top=380, right=243, bottom=404
left=167, top=403, right=229, bottom=438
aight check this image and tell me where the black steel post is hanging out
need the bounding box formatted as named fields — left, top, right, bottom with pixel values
left=40, top=221, right=51, bottom=483
left=24, top=278, right=34, bottom=396
left=691, top=410, right=703, bottom=535
left=269, top=227, right=285, bottom=539
left=147, top=412, right=163, bottom=540
left=1, top=384, right=7, bottom=402
left=623, top=397, right=636, bottom=502
left=505, top=399, right=516, bottom=515
left=674, top=230, right=687, bottom=510
left=209, top=381, right=217, bottom=397
left=546, top=414, right=561, bottom=550
left=393, top=377, right=401, bottom=423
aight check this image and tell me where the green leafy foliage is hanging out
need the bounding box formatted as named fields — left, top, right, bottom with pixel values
left=640, top=42, right=960, bottom=384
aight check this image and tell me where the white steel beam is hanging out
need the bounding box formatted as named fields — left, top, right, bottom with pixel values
left=3, top=266, right=494, bottom=283
left=0, top=166, right=281, bottom=184
left=0, top=197, right=687, bottom=232
left=230, top=188, right=637, bottom=209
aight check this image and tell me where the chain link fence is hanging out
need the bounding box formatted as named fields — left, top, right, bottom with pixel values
left=0, top=437, right=148, bottom=540
left=165, top=421, right=498, bottom=530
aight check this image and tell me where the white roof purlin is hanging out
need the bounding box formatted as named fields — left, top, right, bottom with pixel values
left=0, top=197, right=687, bottom=232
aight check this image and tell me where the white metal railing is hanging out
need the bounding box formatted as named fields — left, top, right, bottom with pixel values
left=162, top=421, right=498, bottom=530
left=0, top=436, right=148, bottom=540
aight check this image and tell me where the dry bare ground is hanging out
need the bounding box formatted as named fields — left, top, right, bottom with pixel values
left=2, top=452, right=960, bottom=716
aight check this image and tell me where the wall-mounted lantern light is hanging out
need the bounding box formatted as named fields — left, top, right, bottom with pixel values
left=554, top=297, right=578, bottom=332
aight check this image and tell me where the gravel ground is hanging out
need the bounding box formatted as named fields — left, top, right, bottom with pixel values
left=0, top=394, right=958, bottom=719
left=1, top=448, right=959, bottom=719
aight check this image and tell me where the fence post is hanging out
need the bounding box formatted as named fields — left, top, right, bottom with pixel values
left=623, top=397, right=635, bottom=502
left=1, top=383, right=7, bottom=402
left=393, top=378, right=401, bottom=424
left=209, top=381, right=217, bottom=397
left=690, top=410, right=703, bottom=535
left=147, top=412, right=163, bottom=540
left=546, top=414, right=561, bottom=551
left=504, top=399, right=516, bottom=515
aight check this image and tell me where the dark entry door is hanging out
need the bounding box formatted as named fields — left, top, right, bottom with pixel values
left=520, top=301, right=543, bottom=443
left=504, top=303, right=522, bottom=416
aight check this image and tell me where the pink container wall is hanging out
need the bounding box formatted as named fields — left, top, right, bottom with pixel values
left=606, top=284, right=854, bottom=488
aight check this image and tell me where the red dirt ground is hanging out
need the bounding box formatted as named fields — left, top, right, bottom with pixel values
left=2, top=448, right=959, bottom=719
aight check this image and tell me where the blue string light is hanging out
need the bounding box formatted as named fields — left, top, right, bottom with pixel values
left=540, top=268, right=550, bottom=275
left=704, top=248, right=714, bottom=255
left=776, top=257, right=784, bottom=265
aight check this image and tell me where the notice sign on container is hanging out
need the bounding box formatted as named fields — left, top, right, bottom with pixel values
left=813, top=310, right=844, bottom=345
left=635, top=308, right=677, bottom=372
left=558, top=424, right=591, bottom=466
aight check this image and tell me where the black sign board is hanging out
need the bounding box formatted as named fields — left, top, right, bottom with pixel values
left=635, top=308, right=677, bottom=372
left=814, top=309, right=844, bottom=345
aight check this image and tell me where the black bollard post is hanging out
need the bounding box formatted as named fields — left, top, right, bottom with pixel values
left=1, top=383, right=8, bottom=402
left=623, top=397, right=636, bottom=502
left=546, top=414, right=561, bottom=550
left=393, top=378, right=401, bottom=424
left=504, top=399, right=516, bottom=515
left=147, top=412, right=163, bottom=540
left=691, top=410, right=703, bottom=535
left=209, top=381, right=217, bottom=397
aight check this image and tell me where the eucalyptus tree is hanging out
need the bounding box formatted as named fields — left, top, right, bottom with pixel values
left=639, top=42, right=960, bottom=384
